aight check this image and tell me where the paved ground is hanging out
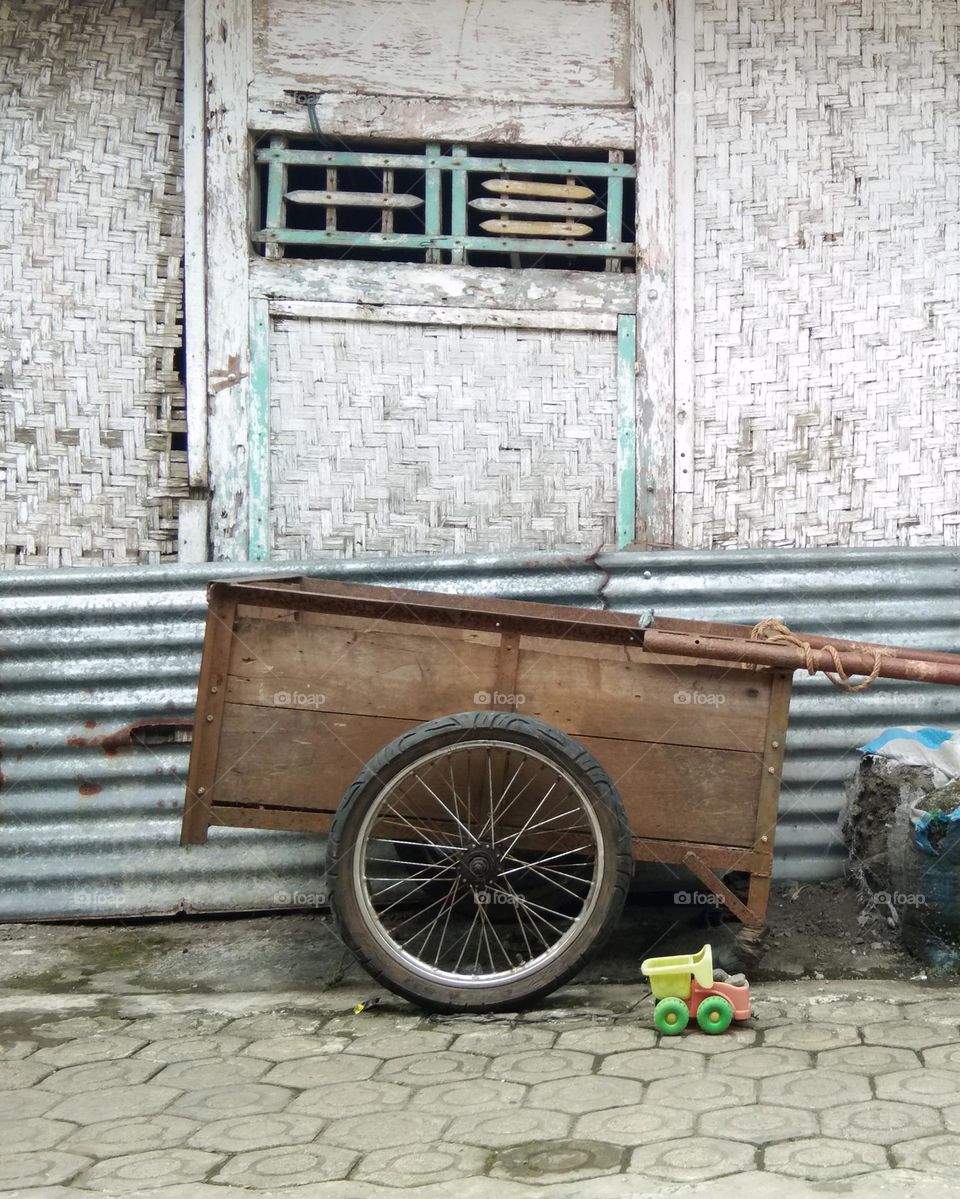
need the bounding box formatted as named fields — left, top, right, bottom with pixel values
left=3, top=978, right=960, bottom=1197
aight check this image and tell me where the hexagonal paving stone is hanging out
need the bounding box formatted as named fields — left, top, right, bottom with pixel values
left=34, top=1035, right=147, bottom=1069
left=214, top=1143, right=358, bottom=1187
left=876, top=1068, right=960, bottom=1108
left=287, top=1079, right=413, bottom=1120
left=60, top=1114, right=199, bottom=1158
left=701, top=1102, right=817, bottom=1145
left=629, top=1136, right=754, bottom=1182
left=556, top=1025, right=656, bottom=1055
left=447, top=1106, right=571, bottom=1148
left=765, top=1136, right=886, bottom=1181
left=168, top=1083, right=293, bottom=1122
left=189, top=1111, right=324, bottom=1152
left=863, top=1020, right=954, bottom=1051
left=355, top=1141, right=488, bottom=1188
left=658, top=1026, right=758, bottom=1054
left=645, top=1072, right=756, bottom=1114
left=222, top=1013, right=326, bottom=1039
left=0, top=1149, right=91, bottom=1189
left=411, top=1078, right=526, bottom=1116
left=37, top=1058, right=160, bottom=1095
left=150, top=1054, right=268, bottom=1091
left=817, top=1044, right=920, bottom=1076
left=763, top=1022, right=861, bottom=1052
left=325, top=1108, right=448, bottom=1151
left=123, top=1013, right=229, bottom=1040
left=0, top=1087, right=60, bottom=1119
left=0, top=1058, right=54, bottom=1089
left=0, top=1040, right=38, bottom=1059
left=910, top=1001, right=960, bottom=1027
left=760, top=1068, right=871, bottom=1110
left=576, top=1103, right=695, bottom=1147
left=808, top=1000, right=903, bottom=1025
left=32, top=1016, right=130, bottom=1041
left=527, top=1074, right=644, bottom=1115
left=76, top=1147, right=223, bottom=1192
left=923, top=1043, right=960, bottom=1071
left=452, top=1026, right=557, bottom=1057
left=708, top=1046, right=812, bottom=1079
left=345, top=1031, right=454, bottom=1058
left=0, top=1116, right=76, bottom=1152
left=48, top=1084, right=182, bottom=1126
left=376, top=1051, right=487, bottom=1087
left=489, top=1138, right=623, bottom=1186
left=599, top=1048, right=705, bottom=1082
left=135, top=1034, right=251, bottom=1064
left=264, top=1053, right=380, bottom=1089
left=892, top=1133, right=960, bottom=1174
left=487, top=1048, right=594, bottom=1085
left=820, top=1099, right=942, bottom=1145
left=242, top=1033, right=349, bottom=1062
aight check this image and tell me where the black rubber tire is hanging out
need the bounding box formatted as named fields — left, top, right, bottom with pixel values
left=326, top=711, right=633, bottom=1013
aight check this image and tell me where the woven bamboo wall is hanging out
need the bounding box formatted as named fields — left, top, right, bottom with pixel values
left=692, top=0, right=960, bottom=549
left=269, top=318, right=619, bottom=557
left=0, top=0, right=187, bottom=567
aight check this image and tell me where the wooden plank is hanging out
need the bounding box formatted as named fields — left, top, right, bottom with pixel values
left=683, top=851, right=758, bottom=925
left=224, top=616, right=501, bottom=722
left=616, top=314, right=638, bottom=548
left=213, top=707, right=416, bottom=811
left=206, top=0, right=252, bottom=559
left=181, top=595, right=238, bottom=844
left=633, top=0, right=675, bottom=549
left=256, top=228, right=633, bottom=257
left=674, top=0, right=695, bottom=543
left=176, top=498, right=208, bottom=563
left=633, top=839, right=769, bottom=874
left=247, top=299, right=270, bottom=560
left=250, top=257, right=637, bottom=313
left=251, top=0, right=631, bottom=106
left=578, top=735, right=763, bottom=848
left=248, top=89, right=636, bottom=149
left=182, top=0, right=208, bottom=493
left=515, top=643, right=772, bottom=753
left=746, top=669, right=793, bottom=923
left=268, top=301, right=618, bottom=333
left=209, top=804, right=333, bottom=835
left=492, top=631, right=521, bottom=711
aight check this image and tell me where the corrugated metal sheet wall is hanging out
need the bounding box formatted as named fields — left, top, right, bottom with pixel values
left=2, top=547, right=959, bottom=919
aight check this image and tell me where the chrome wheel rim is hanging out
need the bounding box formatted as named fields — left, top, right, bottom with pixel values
left=351, top=739, right=604, bottom=989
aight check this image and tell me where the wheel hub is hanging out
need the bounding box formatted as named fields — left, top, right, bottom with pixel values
left=460, top=844, right=500, bottom=885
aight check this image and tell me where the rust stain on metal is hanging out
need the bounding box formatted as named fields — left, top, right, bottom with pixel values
left=209, top=354, right=248, bottom=394
left=78, top=782, right=102, bottom=797
left=68, top=718, right=194, bottom=756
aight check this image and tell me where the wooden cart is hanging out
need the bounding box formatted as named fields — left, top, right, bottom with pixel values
left=180, top=576, right=960, bottom=1011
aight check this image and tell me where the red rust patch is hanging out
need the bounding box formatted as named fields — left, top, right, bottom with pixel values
left=79, top=782, right=102, bottom=797
left=68, top=718, right=192, bottom=756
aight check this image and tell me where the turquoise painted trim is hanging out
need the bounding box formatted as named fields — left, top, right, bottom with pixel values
left=255, top=229, right=634, bottom=257
left=248, top=299, right=271, bottom=561
left=616, top=314, right=637, bottom=549
left=256, top=147, right=635, bottom=178
left=424, top=142, right=442, bottom=265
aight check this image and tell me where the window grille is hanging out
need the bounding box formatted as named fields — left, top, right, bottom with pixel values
left=254, top=137, right=636, bottom=271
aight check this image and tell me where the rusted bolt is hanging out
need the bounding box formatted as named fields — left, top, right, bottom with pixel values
left=210, top=685, right=218, bottom=694
left=206, top=714, right=214, bottom=723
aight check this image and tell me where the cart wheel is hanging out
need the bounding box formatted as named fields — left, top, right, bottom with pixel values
left=326, top=711, right=632, bottom=1013
left=654, top=997, right=690, bottom=1035
left=696, top=995, right=734, bottom=1034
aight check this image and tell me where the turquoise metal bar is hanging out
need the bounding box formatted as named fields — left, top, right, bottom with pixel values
left=247, top=299, right=271, bottom=561
left=254, top=229, right=634, bottom=257
left=606, top=174, right=624, bottom=246
left=424, top=142, right=442, bottom=264
left=450, top=144, right=467, bottom=265
left=265, top=135, right=287, bottom=230
left=257, top=147, right=635, bottom=178
left=616, top=314, right=638, bottom=549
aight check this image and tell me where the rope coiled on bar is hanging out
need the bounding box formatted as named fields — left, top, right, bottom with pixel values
left=749, top=618, right=883, bottom=692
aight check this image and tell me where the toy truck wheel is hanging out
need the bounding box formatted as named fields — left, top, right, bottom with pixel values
left=327, top=712, right=633, bottom=1013
left=654, top=997, right=690, bottom=1035
left=696, top=995, right=734, bottom=1033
